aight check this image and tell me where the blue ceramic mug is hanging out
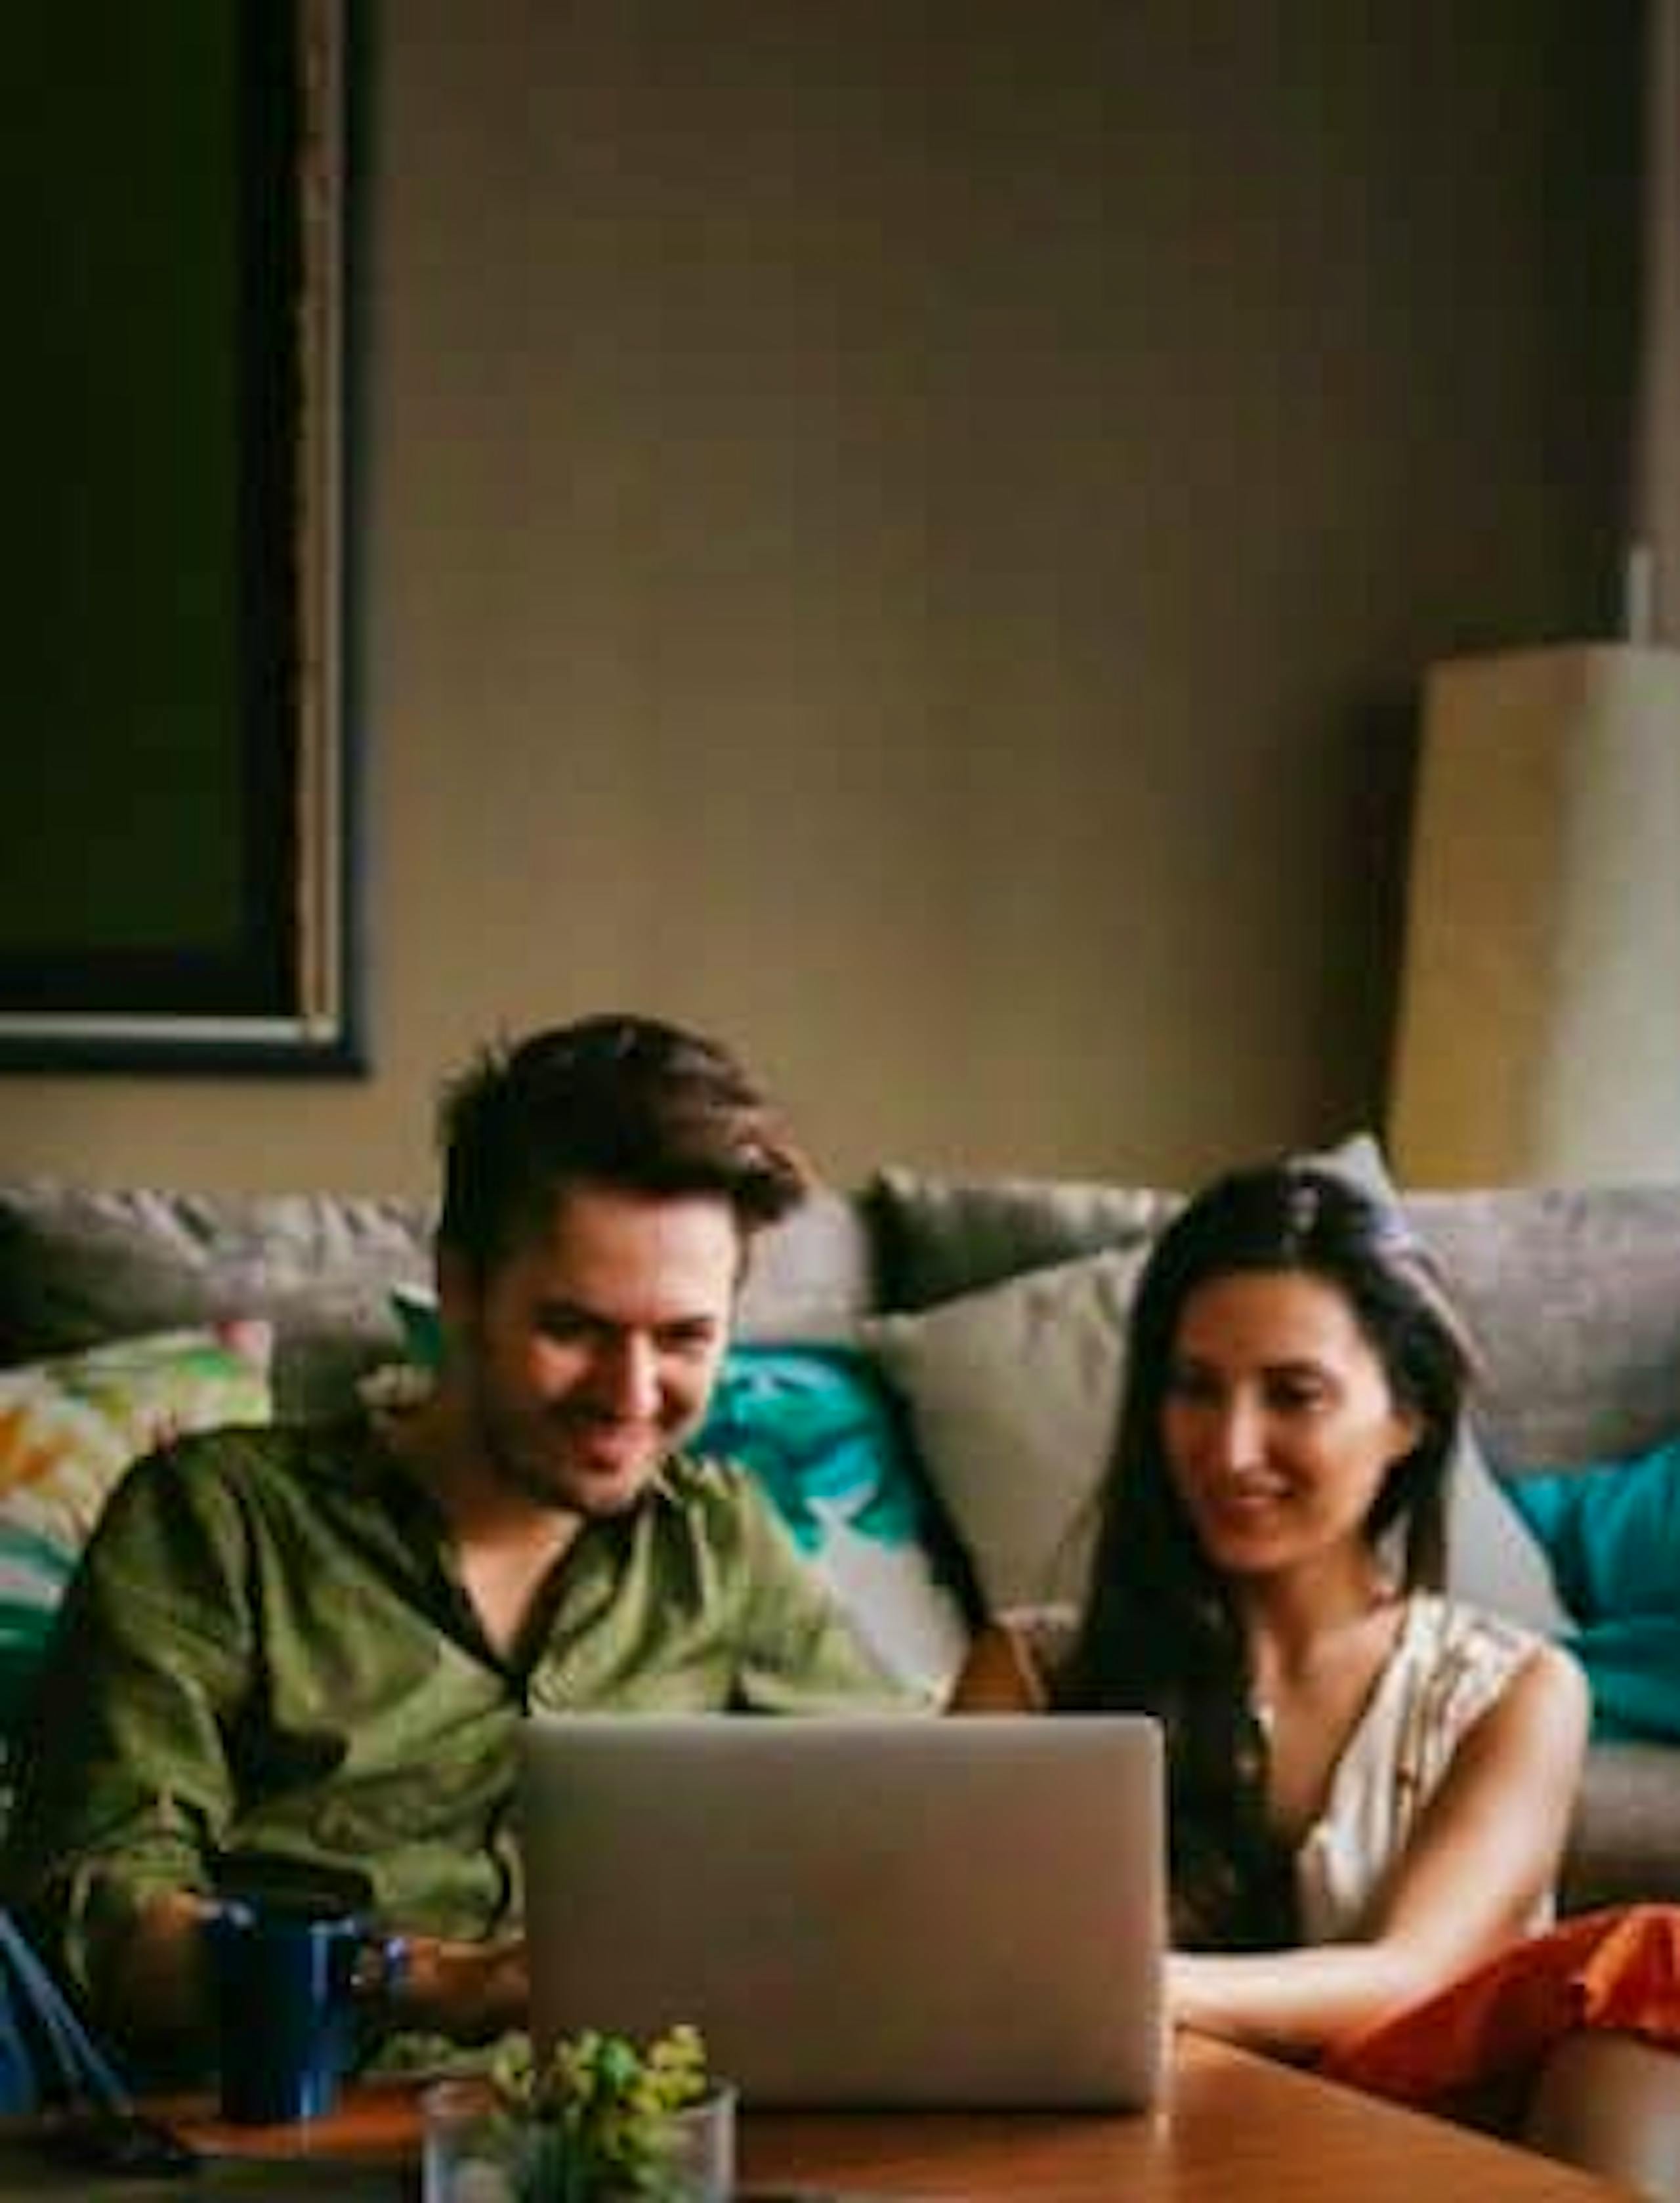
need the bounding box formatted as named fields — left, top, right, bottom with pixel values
left=205, top=1901, right=408, bottom=2124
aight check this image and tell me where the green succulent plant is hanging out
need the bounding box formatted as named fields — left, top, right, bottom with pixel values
left=486, top=2025, right=715, bottom=2201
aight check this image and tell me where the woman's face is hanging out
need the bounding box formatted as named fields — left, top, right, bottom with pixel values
left=1160, top=1267, right=1422, bottom=1579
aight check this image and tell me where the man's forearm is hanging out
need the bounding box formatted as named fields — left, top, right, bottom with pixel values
left=99, top=1896, right=526, bottom=2055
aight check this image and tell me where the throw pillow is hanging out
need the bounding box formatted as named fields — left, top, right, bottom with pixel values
left=868, top=1167, right=1177, bottom=1312
left=863, top=1248, right=1146, bottom=1614
left=1310, top=1135, right=1571, bottom=1637
left=1503, top=1442, right=1680, bottom=1626
left=867, top=1133, right=1385, bottom=1314
left=694, top=1345, right=972, bottom=1698
left=1502, top=1441, right=1680, bottom=1742
left=1441, top=1433, right=1572, bottom=1638
left=1543, top=1615, right=1680, bottom=1744
left=0, top=1179, right=432, bottom=1419
left=0, top=1323, right=274, bottom=1730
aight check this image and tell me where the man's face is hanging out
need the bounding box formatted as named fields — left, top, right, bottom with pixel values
left=438, top=1181, right=742, bottom=1517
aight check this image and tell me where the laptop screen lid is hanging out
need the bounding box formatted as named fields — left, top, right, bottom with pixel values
left=517, top=1712, right=1166, bottom=2111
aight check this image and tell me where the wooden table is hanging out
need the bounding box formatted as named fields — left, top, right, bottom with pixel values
left=741, top=2033, right=1642, bottom=2199
left=81, top=2031, right=1627, bottom=2200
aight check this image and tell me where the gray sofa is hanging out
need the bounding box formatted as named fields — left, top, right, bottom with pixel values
left=0, top=1158, right=1676, bottom=1911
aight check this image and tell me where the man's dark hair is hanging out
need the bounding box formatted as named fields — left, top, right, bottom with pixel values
left=436, top=1013, right=811, bottom=1272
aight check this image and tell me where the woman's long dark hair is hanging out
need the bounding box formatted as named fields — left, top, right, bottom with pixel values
left=1051, top=1162, right=1473, bottom=1950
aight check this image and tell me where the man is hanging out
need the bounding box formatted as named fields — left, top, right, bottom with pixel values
left=1, top=1015, right=912, bottom=2071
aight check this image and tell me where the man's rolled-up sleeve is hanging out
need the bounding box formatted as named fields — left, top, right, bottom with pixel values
left=1, top=1446, right=253, bottom=2004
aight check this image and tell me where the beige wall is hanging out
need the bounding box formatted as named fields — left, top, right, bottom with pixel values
left=0, top=1, right=1641, bottom=1196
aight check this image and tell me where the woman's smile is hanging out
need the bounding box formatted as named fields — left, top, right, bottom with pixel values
left=1163, top=1269, right=1421, bottom=1577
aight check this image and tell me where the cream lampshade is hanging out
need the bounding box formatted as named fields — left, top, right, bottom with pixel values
left=1389, top=642, right=1680, bottom=1188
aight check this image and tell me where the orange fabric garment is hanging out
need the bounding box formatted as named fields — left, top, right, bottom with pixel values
left=1320, top=1906, right=1680, bottom=2131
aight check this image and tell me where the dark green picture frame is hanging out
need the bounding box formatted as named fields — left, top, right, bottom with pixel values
left=0, top=0, right=364, bottom=1075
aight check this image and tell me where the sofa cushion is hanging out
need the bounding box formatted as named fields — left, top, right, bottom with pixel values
left=1505, top=1440, right=1680, bottom=1626
left=1553, top=1618, right=1680, bottom=1747
left=0, top=1181, right=431, bottom=1420
left=867, top=1167, right=1177, bottom=1312
left=1497, top=1442, right=1680, bottom=1745
left=1322, top=1137, right=1568, bottom=1636
left=0, top=1181, right=873, bottom=1422
left=0, top=1322, right=274, bottom=1731
left=865, top=1249, right=1145, bottom=1612
left=1444, top=1440, right=1570, bottom=1637
left=734, top=1191, right=877, bottom=1344
left=1564, top=1742, right=1680, bottom=1908
left=1409, top=1184, right=1680, bottom=1469
left=867, top=1135, right=1391, bottom=1316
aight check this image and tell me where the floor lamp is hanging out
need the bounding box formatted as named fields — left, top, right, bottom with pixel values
left=1388, top=642, right=1680, bottom=1188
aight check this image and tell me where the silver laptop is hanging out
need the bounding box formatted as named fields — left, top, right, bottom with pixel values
left=517, top=1712, right=1166, bottom=2111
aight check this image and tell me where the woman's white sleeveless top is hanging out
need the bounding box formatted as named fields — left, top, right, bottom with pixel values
left=1292, top=1591, right=1548, bottom=1944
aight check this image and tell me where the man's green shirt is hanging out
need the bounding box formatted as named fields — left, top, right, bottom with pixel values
left=0, top=1416, right=914, bottom=2009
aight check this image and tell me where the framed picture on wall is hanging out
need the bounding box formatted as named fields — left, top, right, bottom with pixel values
left=0, top=0, right=364, bottom=1075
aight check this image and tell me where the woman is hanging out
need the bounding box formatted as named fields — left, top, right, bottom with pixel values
left=1043, top=1162, right=1588, bottom=2063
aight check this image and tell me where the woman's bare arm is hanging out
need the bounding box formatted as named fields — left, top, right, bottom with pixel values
left=944, top=1618, right=1049, bottom=1713
left=1169, top=1642, right=1589, bottom=2061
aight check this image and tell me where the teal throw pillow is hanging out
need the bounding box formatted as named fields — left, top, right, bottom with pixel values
left=1547, top=1615, right=1680, bottom=1744
left=1503, top=1441, right=1680, bottom=1624
left=1505, top=1441, right=1680, bottom=1742
left=390, top=1284, right=444, bottom=1371
left=696, top=1345, right=971, bottom=1698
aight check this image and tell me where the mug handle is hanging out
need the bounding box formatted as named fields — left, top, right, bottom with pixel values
left=350, top=1930, right=410, bottom=2008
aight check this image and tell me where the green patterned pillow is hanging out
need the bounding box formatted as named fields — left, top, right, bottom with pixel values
left=0, top=1324, right=274, bottom=1732
left=0, top=1522, right=74, bottom=1739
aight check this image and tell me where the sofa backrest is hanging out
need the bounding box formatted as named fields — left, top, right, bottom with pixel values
left=6, top=1167, right=1680, bottom=1473
left=736, top=1191, right=877, bottom=1343
left=868, top=1167, right=1680, bottom=1478
left=0, top=1179, right=879, bottom=1419
left=0, top=1181, right=436, bottom=1420
left=1410, top=1185, right=1680, bottom=1472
